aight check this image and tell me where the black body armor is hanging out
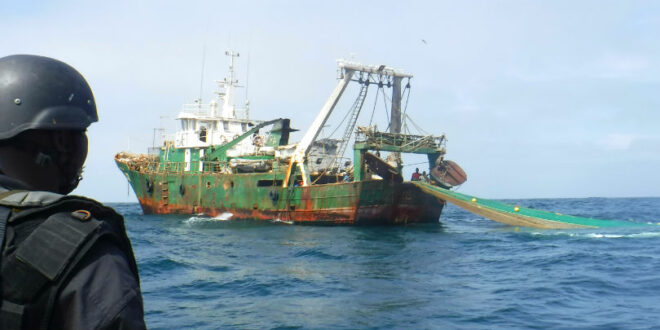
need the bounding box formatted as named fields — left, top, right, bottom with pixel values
left=0, top=190, right=139, bottom=329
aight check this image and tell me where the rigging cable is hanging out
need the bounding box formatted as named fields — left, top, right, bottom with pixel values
left=404, top=113, right=431, bottom=136
left=328, top=99, right=355, bottom=138
left=328, top=73, right=371, bottom=138
left=381, top=84, right=390, bottom=131
left=368, top=76, right=380, bottom=126
left=402, top=161, right=430, bottom=167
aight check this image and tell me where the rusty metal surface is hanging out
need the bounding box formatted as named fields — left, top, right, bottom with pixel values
left=118, top=157, right=443, bottom=225
left=431, top=159, right=467, bottom=187
left=363, top=152, right=403, bottom=183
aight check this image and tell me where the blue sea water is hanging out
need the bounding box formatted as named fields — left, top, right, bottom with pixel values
left=111, top=197, right=660, bottom=330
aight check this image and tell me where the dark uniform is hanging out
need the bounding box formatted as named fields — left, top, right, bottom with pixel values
left=0, top=55, right=146, bottom=329
left=0, top=175, right=146, bottom=329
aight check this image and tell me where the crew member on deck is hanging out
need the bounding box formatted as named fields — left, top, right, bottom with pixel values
left=422, top=170, right=430, bottom=183
left=411, top=168, right=421, bottom=181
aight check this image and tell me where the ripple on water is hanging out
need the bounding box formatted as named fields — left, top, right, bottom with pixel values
left=109, top=198, right=660, bottom=330
left=293, top=248, right=345, bottom=260
left=140, top=257, right=191, bottom=274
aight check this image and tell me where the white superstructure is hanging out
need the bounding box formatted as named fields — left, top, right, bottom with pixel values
left=173, top=51, right=262, bottom=156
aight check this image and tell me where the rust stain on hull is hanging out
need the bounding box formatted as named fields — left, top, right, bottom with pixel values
left=138, top=187, right=443, bottom=225
left=121, top=158, right=445, bottom=226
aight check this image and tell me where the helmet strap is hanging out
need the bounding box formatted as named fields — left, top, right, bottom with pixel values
left=32, top=146, right=77, bottom=193
left=52, top=147, right=84, bottom=194
left=58, top=165, right=83, bottom=193
left=35, top=150, right=56, bottom=167
left=0, top=131, right=84, bottom=194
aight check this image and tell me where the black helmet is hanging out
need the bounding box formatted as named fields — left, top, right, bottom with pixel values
left=0, top=54, right=98, bottom=140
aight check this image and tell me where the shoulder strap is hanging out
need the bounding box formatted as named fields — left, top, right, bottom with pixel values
left=0, top=205, right=11, bottom=285
left=0, top=188, right=22, bottom=253
left=1, top=211, right=103, bottom=329
left=7, top=195, right=139, bottom=279
left=0, top=206, right=10, bottom=256
left=0, top=204, right=12, bottom=327
left=0, top=190, right=63, bottom=209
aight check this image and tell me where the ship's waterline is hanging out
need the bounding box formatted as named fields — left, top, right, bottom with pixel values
left=116, top=54, right=463, bottom=225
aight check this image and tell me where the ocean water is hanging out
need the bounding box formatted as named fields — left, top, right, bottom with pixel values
left=111, top=197, right=660, bottom=330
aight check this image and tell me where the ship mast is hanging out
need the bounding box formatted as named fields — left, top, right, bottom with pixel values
left=226, top=50, right=238, bottom=83
left=219, top=51, right=241, bottom=118
left=390, top=75, right=403, bottom=166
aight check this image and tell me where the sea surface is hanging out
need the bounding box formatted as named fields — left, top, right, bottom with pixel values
left=112, top=197, right=660, bottom=330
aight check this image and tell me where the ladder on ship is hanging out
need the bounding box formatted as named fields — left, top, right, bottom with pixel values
left=161, top=182, right=169, bottom=206
left=333, top=82, right=369, bottom=168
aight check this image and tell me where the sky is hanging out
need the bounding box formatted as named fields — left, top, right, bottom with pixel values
left=2, top=0, right=659, bottom=202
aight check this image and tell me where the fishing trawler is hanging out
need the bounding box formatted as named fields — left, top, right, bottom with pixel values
left=115, top=52, right=467, bottom=225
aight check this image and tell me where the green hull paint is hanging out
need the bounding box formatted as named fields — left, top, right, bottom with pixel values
left=116, top=160, right=444, bottom=225
left=116, top=61, right=450, bottom=225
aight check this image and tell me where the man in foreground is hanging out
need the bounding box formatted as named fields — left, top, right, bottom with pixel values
left=0, top=54, right=146, bottom=329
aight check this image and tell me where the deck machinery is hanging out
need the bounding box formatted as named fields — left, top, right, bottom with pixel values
left=116, top=55, right=466, bottom=224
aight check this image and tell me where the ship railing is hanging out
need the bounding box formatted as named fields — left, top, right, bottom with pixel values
left=121, top=160, right=160, bottom=173
left=119, top=146, right=235, bottom=174
left=157, top=161, right=230, bottom=174
left=121, top=156, right=231, bottom=174
left=180, top=104, right=250, bottom=119
left=234, top=108, right=249, bottom=119
left=355, top=127, right=446, bottom=151
left=180, top=104, right=215, bottom=117
left=201, top=161, right=231, bottom=173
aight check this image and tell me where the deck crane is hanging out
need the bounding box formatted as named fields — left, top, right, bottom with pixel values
left=283, top=60, right=413, bottom=187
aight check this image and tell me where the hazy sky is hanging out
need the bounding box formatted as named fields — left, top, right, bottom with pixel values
left=3, top=0, right=659, bottom=202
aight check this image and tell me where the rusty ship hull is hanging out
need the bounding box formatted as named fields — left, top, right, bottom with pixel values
left=115, top=58, right=466, bottom=226
left=116, top=159, right=444, bottom=225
